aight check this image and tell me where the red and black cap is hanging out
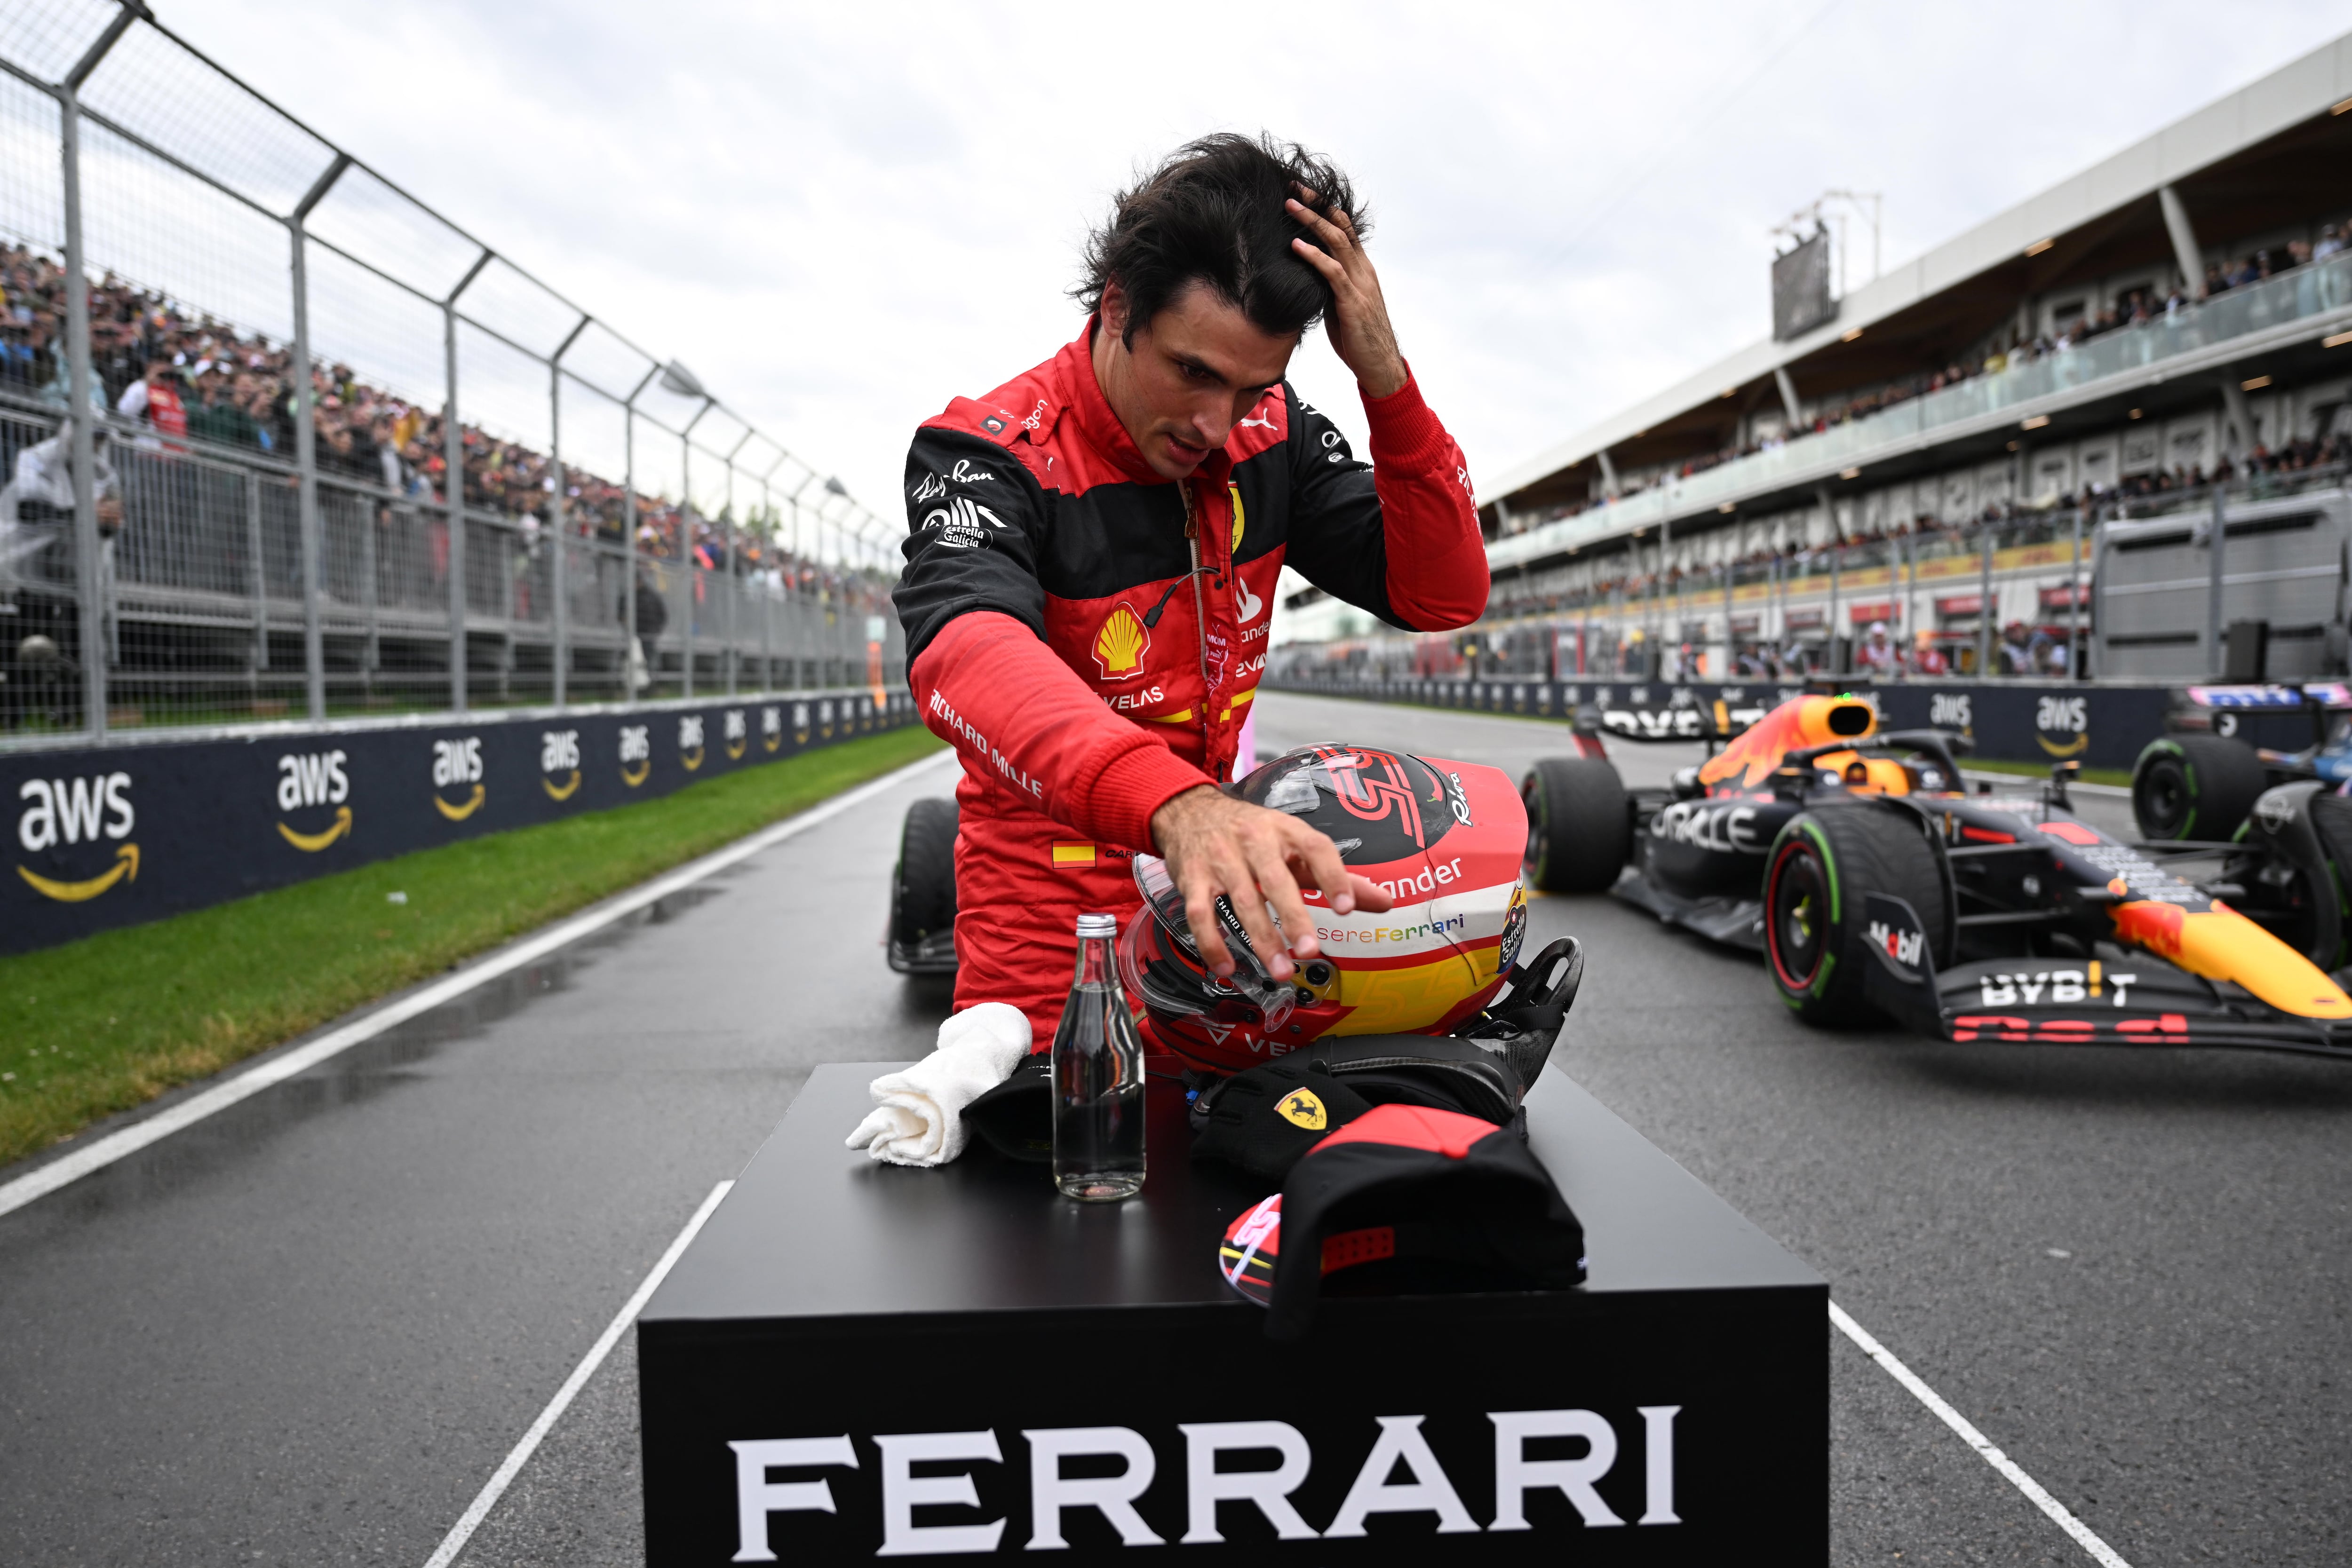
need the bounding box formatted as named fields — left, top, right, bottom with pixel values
left=1217, top=1104, right=1586, bottom=1340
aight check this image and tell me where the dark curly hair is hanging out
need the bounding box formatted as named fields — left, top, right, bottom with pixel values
left=1075, top=132, right=1367, bottom=346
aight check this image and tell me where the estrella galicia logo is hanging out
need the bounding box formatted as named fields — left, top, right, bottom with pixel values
left=16, top=772, right=138, bottom=902
left=724, top=709, right=748, bottom=761
left=619, top=724, right=652, bottom=788
left=431, top=737, right=485, bottom=820
left=276, top=749, right=353, bottom=851
left=541, top=729, right=582, bottom=800
left=679, top=713, right=706, bottom=772
left=762, top=705, right=783, bottom=753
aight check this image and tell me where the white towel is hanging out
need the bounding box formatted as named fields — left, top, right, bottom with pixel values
left=845, top=1003, right=1033, bottom=1167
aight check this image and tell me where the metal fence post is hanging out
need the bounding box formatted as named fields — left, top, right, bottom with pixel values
left=548, top=316, right=588, bottom=708
left=1977, top=527, right=1995, bottom=677
left=246, top=469, right=267, bottom=680
left=56, top=85, right=102, bottom=739
left=679, top=399, right=713, bottom=699
left=444, top=250, right=491, bottom=713
left=2207, top=482, right=2228, bottom=677
left=2069, top=509, right=2084, bottom=679
left=621, top=365, right=657, bottom=704
left=288, top=154, right=349, bottom=723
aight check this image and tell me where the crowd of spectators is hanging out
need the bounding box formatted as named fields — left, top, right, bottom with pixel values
left=1500, top=224, right=2352, bottom=539
left=0, top=242, right=872, bottom=602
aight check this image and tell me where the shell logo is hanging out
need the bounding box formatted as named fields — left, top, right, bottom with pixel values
left=1094, top=603, right=1149, bottom=680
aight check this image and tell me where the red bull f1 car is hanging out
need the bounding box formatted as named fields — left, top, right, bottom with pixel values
left=1523, top=689, right=2352, bottom=1060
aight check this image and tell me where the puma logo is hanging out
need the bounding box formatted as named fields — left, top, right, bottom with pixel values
left=1237, top=414, right=1275, bottom=430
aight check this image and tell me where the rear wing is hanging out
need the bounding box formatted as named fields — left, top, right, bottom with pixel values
left=2180, top=682, right=2352, bottom=711
left=1573, top=695, right=1769, bottom=746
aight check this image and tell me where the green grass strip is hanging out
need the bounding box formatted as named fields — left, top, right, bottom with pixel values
left=0, top=725, right=946, bottom=1169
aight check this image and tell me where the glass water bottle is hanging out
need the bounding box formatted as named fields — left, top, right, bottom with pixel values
left=1051, top=912, right=1146, bottom=1201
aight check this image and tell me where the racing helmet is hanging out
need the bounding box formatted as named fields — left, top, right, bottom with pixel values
left=1119, top=744, right=1531, bottom=1073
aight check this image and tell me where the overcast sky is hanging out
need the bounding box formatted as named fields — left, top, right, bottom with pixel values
left=149, top=0, right=2352, bottom=533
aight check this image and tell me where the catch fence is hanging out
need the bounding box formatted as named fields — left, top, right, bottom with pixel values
left=0, top=0, right=900, bottom=749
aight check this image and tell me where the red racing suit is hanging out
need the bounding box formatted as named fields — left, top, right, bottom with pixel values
left=894, top=320, right=1489, bottom=1046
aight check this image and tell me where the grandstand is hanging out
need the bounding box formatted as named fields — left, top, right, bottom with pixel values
left=1280, top=31, right=2352, bottom=687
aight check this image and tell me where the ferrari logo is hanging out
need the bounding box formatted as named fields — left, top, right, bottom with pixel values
left=1094, top=603, right=1149, bottom=680
left=1276, top=1089, right=1327, bottom=1131
left=1228, top=483, right=1246, bottom=552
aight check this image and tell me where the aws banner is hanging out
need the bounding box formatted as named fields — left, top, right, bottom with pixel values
left=1, top=690, right=914, bottom=956
left=1268, top=675, right=2172, bottom=771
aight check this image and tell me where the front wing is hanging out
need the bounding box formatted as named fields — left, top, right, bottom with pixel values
left=1610, top=867, right=1765, bottom=951
left=1859, top=894, right=2352, bottom=1061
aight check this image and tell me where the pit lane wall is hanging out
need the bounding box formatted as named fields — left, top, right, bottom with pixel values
left=0, top=689, right=916, bottom=957
left=1265, top=673, right=2200, bottom=772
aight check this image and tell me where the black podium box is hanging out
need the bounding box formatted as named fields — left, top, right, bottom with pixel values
left=639, top=1065, right=1826, bottom=1564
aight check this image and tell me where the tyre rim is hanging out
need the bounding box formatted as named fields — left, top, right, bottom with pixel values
left=2138, top=764, right=2188, bottom=836
left=1522, top=783, right=1547, bottom=876
left=1767, top=840, right=1829, bottom=990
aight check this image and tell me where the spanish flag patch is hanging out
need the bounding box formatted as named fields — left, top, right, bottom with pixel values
left=1051, top=841, right=1097, bottom=869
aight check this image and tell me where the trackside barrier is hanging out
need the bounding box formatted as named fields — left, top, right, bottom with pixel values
left=0, top=689, right=917, bottom=956
left=1264, top=675, right=2188, bottom=772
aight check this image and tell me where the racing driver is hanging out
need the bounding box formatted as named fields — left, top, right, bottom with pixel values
left=894, top=132, right=1491, bottom=1047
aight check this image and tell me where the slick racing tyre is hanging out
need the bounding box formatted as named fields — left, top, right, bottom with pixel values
left=1522, top=756, right=1630, bottom=894
left=888, top=797, right=959, bottom=974
left=1763, top=803, right=1949, bottom=1025
left=2132, top=734, right=2265, bottom=843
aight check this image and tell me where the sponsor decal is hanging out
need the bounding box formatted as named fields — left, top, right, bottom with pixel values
left=1649, top=799, right=1764, bottom=855
left=1445, top=771, right=1475, bottom=827
left=1977, top=967, right=2128, bottom=1006
left=540, top=729, right=582, bottom=800
left=2255, top=789, right=2296, bottom=835
left=819, top=699, right=836, bottom=740
left=1276, top=1088, right=1328, bottom=1130
left=1103, top=684, right=1168, bottom=714
left=679, top=713, right=706, bottom=772
left=1094, top=604, right=1150, bottom=680
left=793, top=702, right=811, bottom=745
left=912, top=458, right=995, bottom=504
left=620, top=723, right=652, bottom=787
left=2034, top=694, right=2089, bottom=758
left=431, top=737, right=485, bottom=820
left=722, top=1410, right=1680, bottom=1557
left=1499, top=885, right=1528, bottom=973
left=921, top=495, right=1012, bottom=551
left=763, top=705, right=783, bottom=753
left=928, top=689, right=1045, bottom=801
left=1226, top=483, right=1248, bottom=556
left=276, top=749, right=354, bottom=850
left=725, top=708, right=748, bottom=760
left=16, top=773, right=138, bottom=901
left=1866, top=917, right=1924, bottom=979
left=980, top=413, right=1006, bottom=435
left=1928, top=692, right=1973, bottom=730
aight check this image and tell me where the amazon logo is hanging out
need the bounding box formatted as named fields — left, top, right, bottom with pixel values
left=793, top=702, right=810, bottom=745
left=620, top=724, right=652, bottom=787
left=762, top=705, right=782, bottom=753
left=431, top=737, right=485, bottom=819
left=724, top=708, right=748, bottom=760
left=16, top=772, right=139, bottom=902
left=276, top=750, right=353, bottom=851
left=818, top=699, right=835, bottom=741
left=540, top=729, right=582, bottom=800
left=679, top=713, right=706, bottom=771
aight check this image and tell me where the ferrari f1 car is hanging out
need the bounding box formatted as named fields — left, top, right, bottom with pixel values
left=1523, top=688, right=2352, bottom=1059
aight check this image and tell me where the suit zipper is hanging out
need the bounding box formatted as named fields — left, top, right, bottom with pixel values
left=1184, top=483, right=1212, bottom=742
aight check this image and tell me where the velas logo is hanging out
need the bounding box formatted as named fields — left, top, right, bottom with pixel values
left=679, top=713, right=706, bottom=771
left=16, top=773, right=138, bottom=902
left=1094, top=604, right=1150, bottom=681
left=430, top=737, right=485, bottom=820
left=762, top=705, right=783, bottom=753
left=725, top=709, right=748, bottom=760
left=723, top=1408, right=1683, bottom=1560
left=619, top=724, right=652, bottom=788
left=540, top=729, right=582, bottom=800
left=275, top=749, right=353, bottom=851
left=793, top=702, right=811, bottom=745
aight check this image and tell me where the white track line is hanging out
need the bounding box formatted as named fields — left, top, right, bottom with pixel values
left=0, top=750, right=955, bottom=1222
left=1830, top=1300, right=2131, bottom=1568
left=422, top=1180, right=733, bottom=1568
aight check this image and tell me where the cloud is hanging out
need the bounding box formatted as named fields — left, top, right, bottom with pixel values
left=125, top=0, right=2352, bottom=536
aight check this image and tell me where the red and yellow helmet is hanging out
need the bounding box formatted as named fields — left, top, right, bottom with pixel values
left=1120, top=744, right=1530, bottom=1073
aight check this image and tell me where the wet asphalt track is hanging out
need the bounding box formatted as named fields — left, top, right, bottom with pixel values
left=1, top=694, right=2347, bottom=1566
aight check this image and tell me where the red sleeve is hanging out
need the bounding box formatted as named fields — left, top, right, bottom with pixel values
left=912, top=610, right=1213, bottom=851
left=1359, top=371, right=1488, bottom=629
